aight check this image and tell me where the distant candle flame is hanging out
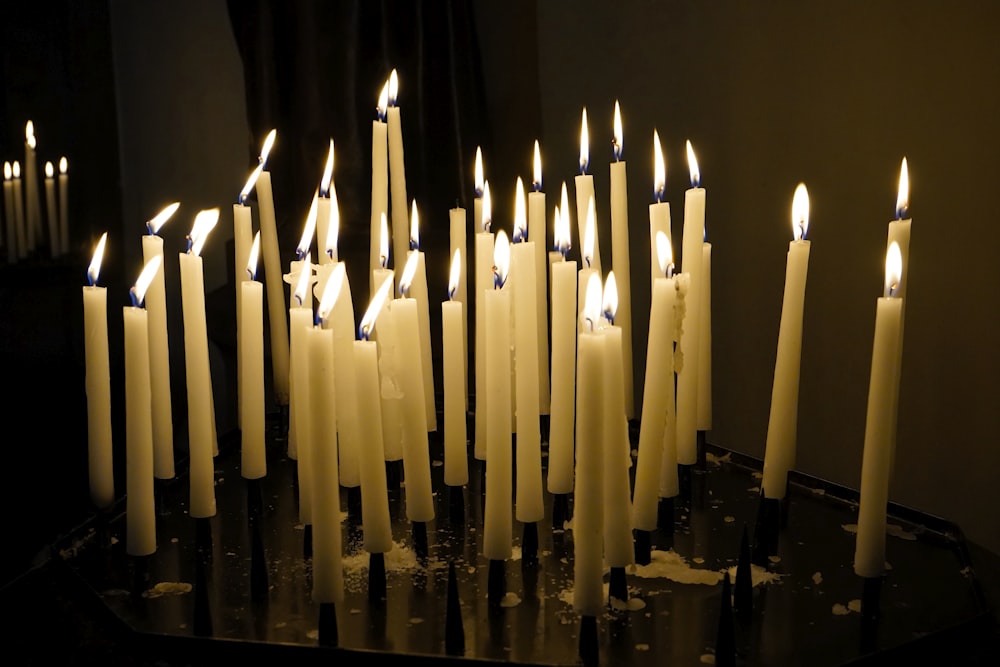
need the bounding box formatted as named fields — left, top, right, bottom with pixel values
left=44, top=161, right=53, bottom=178
left=377, top=80, right=389, bottom=121
left=613, top=100, right=623, bottom=161
left=481, top=180, right=492, bottom=232
left=388, top=69, right=399, bottom=106
left=399, top=251, right=419, bottom=297
left=59, top=156, right=67, bottom=174
left=603, top=271, right=618, bottom=324
left=560, top=181, right=571, bottom=247
left=132, top=255, right=162, bottom=307
left=12, top=161, right=21, bottom=179
left=318, top=262, right=345, bottom=323
left=513, top=177, right=527, bottom=242
left=885, top=241, right=903, bottom=298
left=294, top=254, right=313, bottom=307
left=493, top=229, right=510, bottom=288
left=686, top=140, right=701, bottom=188
left=582, top=271, right=602, bottom=332
left=259, top=129, right=276, bottom=167
left=297, top=190, right=319, bottom=259
left=896, top=157, right=909, bottom=220
left=583, top=196, right=596, bottom=268
left=656, top=230, right=674, bottom=278
left=247, top=231, right=261, bottom=280
left=533, top=140, right=542, bottom=192
left=188, top=208, right=219, bottom=257
left=326, top=184, right=340, bottom=260
left=25, top=120, right=35, bottom=143
left=554, top=204, right=571, bottom=256
left=379, top=212, right=389, bottom=268
left=791, top=183, right=809, bottom=241
left=239, top=163, right=265, bottom=204
left=87, top=232, right=108, bottom=286
left=359, top=274, right=393, bottom=340
left=654, top=129, right=666, bottom=202
left=448, top=248, right=461, bottom=300
left=409, top=200, right=420, bottom=250
left=3, top=162, right=11, bottom=180
left=147, top=202, right=180, bottom=235
left=475, top=146, right=484, bottom=197
left=579, top=107, right=590, bottom=174
left=320, top=139, right=334, bottom=197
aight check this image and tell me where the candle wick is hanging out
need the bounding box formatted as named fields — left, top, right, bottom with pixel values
left=327, top=248, right=334, bottom=260
left=585, top=315, right=595, bottom=332
left=146, top=222, right=154, bottom=235
left=666, top=264, right=675, bottom=279
left=246, top=267, right=254, bottom=281
left=604, top=311, right=615, bottom=326
left=129, top=287, right=141, bottom=308
left=379, top=254, right=387, bottom=269
left=359, top=324, right=370, bottom=341
left=410, top=239, right=418, bottom=251
left=185, top=235, right=194, bottom=253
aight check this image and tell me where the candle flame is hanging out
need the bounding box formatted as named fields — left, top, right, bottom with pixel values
left=359, top=274, right=393, bottom=339
left=326, top=184, right=340, bottom=260
left=239, top=163, right=265, bottom=204
left=791, top=183, right=809, bottom=241
left=87, top=232, right=108, bottom=286
left=896, top=157, right=909, bottom=220
left=653, top=129, right=666, bottom=202
left=448, top=248, right=461, bottom=299
left=553, top=204, right=570, bottom=255
left=579, top=107, right=590, bottom=174
left=603, top=271, right=618, bottom=324
left=320, top=139, right=334, bottom=196
left=533, top=140, right=542, bottom=191
left=3, top=162, right=11, bottom=180
left=686, top=140, right=701, bottom=188
left=656, top=230, right=674, bottom=278
left=59, top=156, right=68, bottom=174
left=297, top=190, right=319, bottom=258
left=25, top=120, right=35, bottom=145
left=377, top=80, right=389, bottom=120
left=188, top=208, right=219, bottom=257
left=613, top=100, right=623, bottom=161
left=885, top=241, right=903, bottom=298
left=582, top=271, right=602, bottom=332
left=583, top=195, right=596, bottom=268
left=399, top=251, right=419, bottom=297
left=247, top=231, right=261, bottom=280
left=513, top=177, right=527, bottom=242
left=493, top=229, right=510, bottom=288
left=475, top=146, right=484, bottom=197
left=481, top=180, right=492, bottom=232
left=388, top=68, right=399, bottom=106
left=379, top=212, right=389, bottom=268
left=132, top=255, right=162, bottom=307
left=44, top=161, right=54, bottom=178
left=294, top=254, right=312, bottom=307
left=259, top=129, right=276, bottom=166
left=409, top=200, right=420, bottom=250
left=318, top=262, right=345, bottom=323
left=147, top=202, right=180, bottom=235
left=12, top=161, right=21, bottom=179
left=559, top=182, right=572, bottom=253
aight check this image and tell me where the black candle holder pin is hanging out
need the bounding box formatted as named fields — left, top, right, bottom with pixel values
left=487, top=558, right=506, bottom=607
left=448, top=484, right=465, bottom=524
left=521, top=522, right=539, bottom=564
left=318, top=602, right=338, bottom=647
left=679, top=463, right=694, bottom=502
left=715, top=572, right=736, bottom=667
left=634, top=529, right=652, bottom=566
left=734, top=524, right=753, bottom=623
left=347, top=485, right=362, bottom=522
left=609, top=566, right=628, bottom=607
left=303, top=524, right=313, bottom=560
left=368, top=552, right=387, bottom=602
left=445, top=561, right=466, bottom=655
left=551, top=493, right=570, bottom=531
left=578, top=614, right=599, bottom=666
left=752, top=491, right=780, bottom=566
left=657, top=496, right=676, bottom=533
left=412, top=521, right=428, bottom=561
left=697, top=430, right=708, bottom=471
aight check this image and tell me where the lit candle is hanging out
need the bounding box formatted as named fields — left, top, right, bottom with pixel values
left=676, top=140, right=705, bottom=466
left=387, top=69, right=410, bottom=288
left=44, top=161, right=57, bottom=258
left=355, top=276, right=395, bottom=554
left=58, top=157, right=68, bottom=256
left=547, top=203, right=577, bottom=496
left=698, top=233, right=713, bottom=432
left=178, top=209, right=220, bottom=519
left=407, top=201, right=437, bottom=432
left=474, top=147, right=485, bottom=237
left=529, top=141, right=550, bottom=415
left=484, top=230, right=513, bottom=561
left=373, top=215, right=403, bottom=463
left=512, top=179, right=543, bottom=526
left=24, top=121, right=41, bottom=253
left=124, top=255, right=162, bottom=557
left=633, top=232, right=678, bottom=531
left=290, top=254, right=315, bottom=525
left=473, top=182, right=494, bottom=460
left=83, top=233, right=114, bottom=509
left=316, top=140, right=335, bottom=266
left=241, top=232, right=266, bottom=479
left=886, top=159, right=911, bottom=473
left=574, top=272, right=605, bottom=617
left=449, top=203, right=469, bottom=410
left=443, top=250, right=468, bottom=487
left=648, top=131, right=671, bottom=293
left=254, top=130, right=290, bottom=406
left=235, top=163, right=263, bottom=425
left=577, top=196, right=598, bottom=332
left=761, top=184, right=812, bottom=500
left=12, top=161, right=25, bottom=260
left=371, top=81, right=389, bottom=294
left=575, top=108, right=601, bottom=273
left=3, top=162, right=15, bottom=262
left=395, top=252, right=435, bottom=523
left=854, top=243, right=905, bottom=579
left=610, top=101, right=634, bottom=420
left=142, top=203, right=180, bottom=482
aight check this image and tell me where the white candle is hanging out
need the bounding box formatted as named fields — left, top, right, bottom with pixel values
left=58, top=157, right=68, bottom=256
left=12, top=161, right=25, bottom=260
left=241, top=232, right=267, bottom=479
left=547, top=205, right=577, bottom=495
left=697, top=240, right=713, bottom=431
left=3, top=163, right=15, bottom=262
left=443, top=250, right=468, bottom=487
left=601, top=273, right=634, bottom=568
left=289, top=255, right=315, bottom=523
left=143, top=203, right=180, bottom=481
left=317, top=140, right=335, bottom=266
left=407, top=201, right=437, bottom=431
left=529, top=140, right=550, bottom=415
left=371, top=82, right=389, bottom=294
left=395, top=252, right=435, bottom=523
left=887, top=159, right=911, bottom=473
left=374, top=265, right=403, bottom=463
left=577, top=196, right=599, bottom=332
left=762, top=184, right=812, bottom=499
left=235, top=166, right=262, bottom=425
left=355, top=276, right=395, bottom=553
left=125, top=256, right=162, bottom=556
left=610, top=102, right=634, bottom=420
left=854, top=243, right=905, bottom=578
left=512, top=182, right=543, bottom=524
left=633, top=232, right=678, bottom=530
left=24, top=122, right=40, bottom=253
left=484, top=231, right=513, bottom=561
left=387, top=69, right=410, bottom=288
left=44, top=161, right=57, bottom=258
left=449, top=205, right=469, bottom=410
left=255, top=130, right=290, bottom=406
left=649, top=131, right=671, bottom=293
left=473, top=182, right=494, bottom=460
left=574, top=108, right=601, bottom=273
left=178, top=210, right=220, bottom=519
left=83, top=234, right=114, bottom=509
left=574, top=272, right=605, bottom=617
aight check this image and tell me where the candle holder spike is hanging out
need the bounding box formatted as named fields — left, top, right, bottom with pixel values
left=487, top=558, right=505, bottom=607
left=445, top=561, right=466, bottom=655
left=609, top=566, right=628, bottom=607
left=634, top=529, right=652, bottom=565
left=303, top=524, right=313, bottom=561
left=657, top=496, right=675, bottom=533
left=448, top=484, right=465, bottom=524
left=715, top=572, right=736, bottom=667
left=318, top=602, right=338, bottom=647
left=752, top=492, right=779, bottom=566
left=368, top=552, right=387, bottom=602
left=735, top=524, right=753, bottom=623
left=412, top=521, right=429, bottom=561
left=578, top=614, right=599, bottom=666
left=551, top=493, right=570, bottom=530
left=347, top=486, right=362, bottom=522
left=521, top=522, right=539, bottom=564
left=193, top=550, right=213, bottom=637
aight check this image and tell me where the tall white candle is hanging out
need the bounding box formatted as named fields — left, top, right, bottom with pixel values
left=235, top=165, right=262, bottom=425
left=484, top=231, right=513, bottom=561
left=387, top=69, right=410, bottom=288
left=547, top=205, right=577, bottom=495
left=58, top=157, right=68, bottom=256
left=697, top=240, right=713, bottom=431
left=886, top=159, right=911, bottom=474
left=762, top=184, right=812, bottom=499
left=443, top=250, right=468, bottom=487
left=407, top=202, right=437, bottom=431
left=241, top=233, right=267, bottom=479
left=83, top=234, right=114, bottom=509
left=473, top=182, right=494, bottom=460
left=574, top=272, right=605, bottom=617
left=285, top=198, right=319, bottom=460
left=374, top=264, right=403, bottom=463
left=317, top=140, right=335, bottom=266
left=3, top=163, right=15, bottom=262
left=854, top=243, right=905, bottom=578
left=44, top=161, right=57, bottom=258
left=449, top=205, right=469, bottom=410
left=143, top=203, right=180, bottom=481
left=289, top=255, right=315, bottom=524
left=371, top=82, right=389, bottom=294
left=179, top=210, right=220, bottom=519
left=529, top=141, right=550, bottom=415
left=13, top=161, right=25, bottom=260
left=574, top=108, right=601, bottom=273
left=125, top=256, right=162, bottom=556
left=649, top=131, right=671, bottom=293
left=24, top=122, right=40, bottom=254
left=609, top=102, right=634, bottom=420
left=577, top=196, right=599, bottom=332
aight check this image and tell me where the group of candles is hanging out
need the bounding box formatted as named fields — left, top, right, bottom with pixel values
left=81, top=69, right=912, bottom=617
left=3, top=120, right=71, bottom=263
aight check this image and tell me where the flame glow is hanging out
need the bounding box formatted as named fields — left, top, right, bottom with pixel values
left=133, top=255, right=162, bottom=307
left=409, top=200, right=420, bottom=250
left=259, top=129, right=276, bottom=166
left=579, top=107, right=590, bottom=174
left=318, top=262, right=345, bottom=323
left=320, top=139, right=334, bottom=196
left=448, top=249, right=461, bottom=299
left=297, top=190, right=319, bottom=258
left=399, top=251, right=419, bottom=297
left=377, top=80, right=389, bottom=120
left=189, top=209, right=219, bottom=257
left=514, top=177, right=527, bottom=242
left=26, top=121, right=36, bottom=149
left=654, top=129, right=666, bottom=202
left=87, top=232, right=108, bottom=286
left=533, top=140, right=542, bottom=192
left=44, top=161, right=53, bottom=178
left=656, top=230, right=674, bottom=278
left=247, top=231, right=261, bottom=279
left=560, top=182, right=571, bottom=246
left=896, top=157, right=909, bottom=220
left=553, top=205, right=570, bottom=255
left=388, top=69, right=399, bottom=106
left=493, top=229, right=510, bottom=288
left=379, top=212, right=389, bottom=268
left=475, top=146, right=484, bottom=197
left=481, top=180, right=492, bottom=232
left=885, top=241, right=903, bottom=298
left=294, top=254, right=312, bottom=307
left=686, top=140, right=700, bottom=188
left=3, top=162, right=11, bottom=180
left=603, top=271, right=618, bottom=324
left=791, top=183, right=809, bottom=241
left=326, top=185, right=340, bottom=259
left=59, top=157, right=68, bottom=174
left=613, top=100, right=623, bottom=161
left=147, top=202, right=180, bottom=235
left=583, top=272, right=602, bottom=332
left=359, top=274, right=393, bottom=339
left=240, top=163, right=265, bottom=204
left=12, top=161, right=20, bottom=179
left=583, top=196, right=596, bottom=267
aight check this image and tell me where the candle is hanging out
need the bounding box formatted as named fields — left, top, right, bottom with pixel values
left=289, top=254, right=315, bottom=524
left=254, top=130, right=290, bottom=406
left=387, top=69, right=410, bottom=288
left=83, top=233, right=114, bottom=509
left=12, top=161, right=25, bottom=260
left=24, top=121, right=41, bottom=254
left=529, top=140, right=550, bottom=415
left=512, top=180, right=543, bottom=525
left=235, top=164, right=263, bottom=425
left=124, top=256, right=162, bottom=557
left=407, top=201, right=437, bottom=431
left=484, top=231, right=512, bottom=561
left=178, top=209, right=220, bottom=519
left=310, top=275, right=344, bottom=604
left=443, top=250, right=468, bottom=487
left=577, top=196, right=598, bottom=332
left=698, top=238, right=713, bottom=431
left=633, top=232, right=678, bottom=531
left=547, top=204, right=577, bottom=496
left=317, top=140, right=335, bottom=266
left=240, top=232, right=267, bottom=479
left=44, top=161, right=57, bottom=258
left=854, top=243, right=905, bottom=578
left=355, top=276, right=395, bottom=554
left=649, top=131, right=671, bottom=293
left=473, top=182, right=494, bottom=460
left=448, top=204, right=469, bottom=410
left=372, top=215, right=403, bottom=463
left=58, top=157, right=68, bottom=256
left=886, top=159, right=911, bottom=472
left=601, top=272, right=634, bottom=568
left=474, top=147, right=484, bottom=235
left=143, top=203, right=180, bottom=482
left=574, top=108, right=601, bottom=273
left=610, top=101, right=634, bottom=420
left=3, top=162, right=15, bottom=262
left=371, top=81, right=389, bottom=294
left=676, top=140, right=705, bottom=466
left=761, top=184, right=812, bottom=500
left=574, top=272, right=605, bottom=617
left=395, top=252, right=435, bottom=523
